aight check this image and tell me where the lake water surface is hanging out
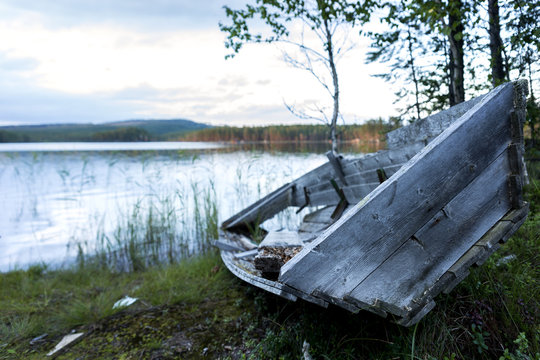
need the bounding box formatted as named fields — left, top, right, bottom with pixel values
left=0, top=142, right=334, bottom=271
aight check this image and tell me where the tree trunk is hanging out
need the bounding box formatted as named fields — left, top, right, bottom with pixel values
left=488, top=0, right=506, bottom=87
left=407, top=28, right=421, bottom=120
left=447, top=0, right=465, bottom=105
left=323, top=18, right=340, bottom=154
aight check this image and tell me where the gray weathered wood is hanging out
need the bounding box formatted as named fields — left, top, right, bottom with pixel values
left=310, top=289, right=367, bottom=315
left=326, top=151, right=348, bottom=185
left=298, top=221, right=330, bottom=234
left=218, top=81, right=529, bottom=324
left=508, top=144, right=524, bottom=175
left=509, top=175, right=524, bottom=209
left=344, top=164, right=403, bottom=185
left=280, top=82, right=514, bottom=301
left=345, top=151, right=511, bottom=315
left=220, top=250, right=297, bottom=301
left=442, top=203, right=528, bottom=293
left=386, top=94, right=487, bottom=149
left=443, top=270, right=470, bottom=294
left=396, top=300, right=436, bottom=327
left=502, top=204, right=529, bottom=223
left=302, top=206, right=335, bottom=224
left=213, top=239, right=245, bottom=252
left=306, top=182, right=380, bottom=207
left=281, top=284, right=329, bottom=308
left=234, top=249, right=258, bottom=259
left=222, top=183, right=294, bottom=231
left=259, top=231, right=303, bottom=248
left=341, top=144, right=423, bottom=175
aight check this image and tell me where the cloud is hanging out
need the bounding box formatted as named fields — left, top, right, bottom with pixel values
left=0, top=0, right=246, bottom=31
left=0, top=54, right=39, bottom=72
left=0, top=1, right=398, bottom=127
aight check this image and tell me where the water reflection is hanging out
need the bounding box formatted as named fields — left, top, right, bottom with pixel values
left=0, top=141, right=378, bottom=271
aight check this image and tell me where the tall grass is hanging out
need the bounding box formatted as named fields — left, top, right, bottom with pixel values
left=73, top=179, right=220, bottom=272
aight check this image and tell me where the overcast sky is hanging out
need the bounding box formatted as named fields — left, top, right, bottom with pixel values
left=0, top=0, right=396, bottom=126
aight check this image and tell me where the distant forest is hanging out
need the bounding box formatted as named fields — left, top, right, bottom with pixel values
left=0, top=119, right=393, bottom=143
left=178, top=120, right=392, bottom=143
left=0, top=119, right=208, bottom=143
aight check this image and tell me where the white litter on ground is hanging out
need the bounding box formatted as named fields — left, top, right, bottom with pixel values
left=113, top=296, right=138, bottom=309
left=46, top=332, right=84, bottom=356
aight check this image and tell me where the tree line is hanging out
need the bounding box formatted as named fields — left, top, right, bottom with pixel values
left=179, top=121, right=390, bottom=143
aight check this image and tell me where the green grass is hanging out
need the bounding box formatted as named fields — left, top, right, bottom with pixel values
left=0, top=252, right=250, bottom=359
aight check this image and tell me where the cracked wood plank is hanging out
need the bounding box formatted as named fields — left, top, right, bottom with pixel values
left=345, top=151, right=511, bottom=316
left=279, top=83, right=514, bottom=302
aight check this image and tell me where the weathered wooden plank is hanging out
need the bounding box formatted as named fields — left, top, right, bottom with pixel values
left=341, top=144, right=422, bottom=175
left=281, top=284, right=329, bottom=308
left=386, top=94, right=487, bottom=149
left=510, top=111, right=524, bottom=143
left=508, top=144, right=524, bottom=176
left=234, top=249, right=258, bottom=259
left=224, top=161, right=339, bottom=224
left=396, top=300, right=436, bottom=327
left=259, top=231, right=303, bottom=248
left=290, top=163, right=338, bottom=206
left=280, top=82, right=514, bottom=301
left=222, top=183, right=294, bottom=231
left=316, top=290, right=388, bottom=318
left=443, top=270, right=470, bottom=294
left=302, top=206, right=335, bottom=224
left=509, top=175, right=524, bottom=209
left=290, top=146, right=418, bottom=207
left=326, top=151, right=348, bottom=185
left=442, top=204, right=528, bottom=293
left=307, top=163, right=403, bottom=198
left=501, top=204, right=529, bottom=223
left=220, top=251, right=297, bottom=301
left=475, top=206, right=529, bottom=251
left=310, top=290, right=367, bottom=314
left=213, top=239, right=245, bottom=252
left=342, top=183, right=380, bottom=202
left=298, top=232, right=319, bottom=243
left=343, top=164, right=403, bottom=185
left=307, top=188, right=341, bottom=207
left=306, top=182, right=380, bottom=207
left=345, top=151, right=511, bottom=315
left=298, top=221, right=330, bottom=234
left=308, top=180, right=344, bottom=195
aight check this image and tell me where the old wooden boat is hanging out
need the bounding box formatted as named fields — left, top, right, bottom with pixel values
left=215, top=80, right=530, bottom=326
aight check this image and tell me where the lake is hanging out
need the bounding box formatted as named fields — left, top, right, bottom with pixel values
left=1, top=142, right=362, bottom=271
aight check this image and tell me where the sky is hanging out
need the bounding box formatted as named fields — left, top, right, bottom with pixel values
left=0, top=0, right=397, bottom=127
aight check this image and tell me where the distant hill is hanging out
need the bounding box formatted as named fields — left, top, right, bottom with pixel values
left=0, top=119, right=210, bottom=142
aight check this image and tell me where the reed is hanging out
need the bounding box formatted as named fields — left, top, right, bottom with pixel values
left=73, top=178, right=220, bottom=271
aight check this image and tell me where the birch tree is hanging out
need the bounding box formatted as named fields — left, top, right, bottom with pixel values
left=220, top=0, right=373, bottom=154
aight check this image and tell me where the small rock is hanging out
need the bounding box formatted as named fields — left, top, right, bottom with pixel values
left=224, top=345, right=232, bottom=351
left=202, top=347, right=209, bottom=356
left=164, top=332, right=192, bottom=353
